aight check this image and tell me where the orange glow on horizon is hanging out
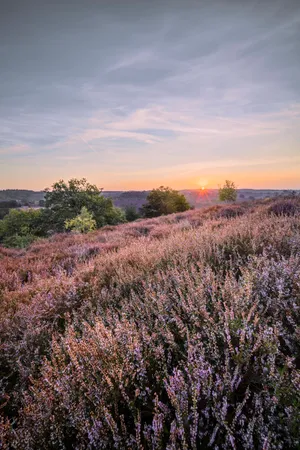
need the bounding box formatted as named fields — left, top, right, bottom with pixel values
left=1, top=167, right=300, bottom=191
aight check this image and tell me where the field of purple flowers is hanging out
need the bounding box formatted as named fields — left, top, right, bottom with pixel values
left=0, top=199, right=300, bottom=449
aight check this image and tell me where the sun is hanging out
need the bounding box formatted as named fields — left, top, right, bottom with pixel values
left=201, top=186, right=205, bottom=190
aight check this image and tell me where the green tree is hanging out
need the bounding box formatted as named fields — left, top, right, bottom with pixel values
left=65, top=207, right=96, bottom=234
left=0, top=208, right=43, bottom=248
left=124, top=205, right=141, bottom=222
left=218, top=180, right=237, bottom=202
left=141, top=186, right=191, bottom=218
left=44, top=178, right=126, bottom=232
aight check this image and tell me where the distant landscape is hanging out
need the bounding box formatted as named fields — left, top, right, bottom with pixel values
left=0, top=188, right=297, bottom=210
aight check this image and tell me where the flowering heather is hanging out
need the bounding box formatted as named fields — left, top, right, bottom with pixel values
left=0, top=198, right=300, bottom=449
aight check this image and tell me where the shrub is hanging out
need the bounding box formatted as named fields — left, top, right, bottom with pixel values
left=65, top=207, right=96, bottom=234
left=124, top=205, right=141, bottom=222
left=268, top=200, right=299, bottom=217
left=2, top=233, right=37, bottom=248
left=217, top=206, right=244, bottom=218
left=141, top=186, right=191, bottom=218
left=0, top=209, right=43, bottom=248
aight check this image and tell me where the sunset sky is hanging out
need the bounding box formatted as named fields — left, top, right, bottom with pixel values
left=1, top=0, right=300, bottom=190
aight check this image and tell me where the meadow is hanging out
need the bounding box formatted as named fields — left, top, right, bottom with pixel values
left=0, top=198, right=300, bottom=449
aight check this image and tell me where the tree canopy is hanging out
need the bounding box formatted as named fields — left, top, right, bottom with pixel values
left=141, top=186, right=191, bottom=218
left=44, top=178, right=126, bottom=232
left=218, top=180, right=237, bottom=202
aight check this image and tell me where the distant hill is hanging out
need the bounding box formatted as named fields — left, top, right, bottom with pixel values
left=0, top=188, right=298, bottom=210
left=0, top=190, right=45, bottom=205
left=104, top=189, right=299, bottom=210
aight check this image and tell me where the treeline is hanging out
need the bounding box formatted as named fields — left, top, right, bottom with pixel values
left=0, top=189, right=44, bottom=204
left=0, top=179, right=191, bottom=248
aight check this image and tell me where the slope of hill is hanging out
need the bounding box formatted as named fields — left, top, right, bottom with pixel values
left=0, top=198, right=300, bottom=449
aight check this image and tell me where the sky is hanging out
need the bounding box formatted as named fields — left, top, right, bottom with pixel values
left=0, top=0, right=300, bottom=190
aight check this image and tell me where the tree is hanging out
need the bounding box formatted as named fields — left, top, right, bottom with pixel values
left=44, top=178, right=126, bottom=232
left=218, top=180, right=237, bottom=203
left=0, top=208, right=43, bottom=248
left=124, top=205, right=141, bottom=222
left=141, top=186, right=191, bottom=218
left=65, top=207, right=96, bottom=234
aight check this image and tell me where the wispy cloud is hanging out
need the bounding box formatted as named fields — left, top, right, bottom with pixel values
left=0, top=0, right=300, bottom=188
left=106, top=50, right=156, bottom=72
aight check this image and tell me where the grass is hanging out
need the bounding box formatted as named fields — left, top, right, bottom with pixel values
left=0, top=198, right=300, bottom=449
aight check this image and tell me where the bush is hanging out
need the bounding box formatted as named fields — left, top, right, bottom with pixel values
left=268, top=200, right=299, bottom=216
left=217, top=206, right=244, bottom=218
left=124, top=206, right=141, bottom=222
left=2, top=233, right=37, bottom=248
left=141, top=186, right=191, bottom=217
left=65, top=207, right=97, bottom=234
left=0, top=209, right=44, bottom=248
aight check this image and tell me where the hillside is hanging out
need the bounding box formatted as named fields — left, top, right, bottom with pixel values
left=0, top=198, right=300, bottom=449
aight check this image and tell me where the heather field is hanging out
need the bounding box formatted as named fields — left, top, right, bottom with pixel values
left=0, top=199, right=300, bottom=449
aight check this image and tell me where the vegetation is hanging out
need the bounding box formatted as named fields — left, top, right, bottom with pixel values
left=141, top=186, right=191, bottom=217
left=0, top=179, right=128, bottom=247
left=0, top=201, right=20, bottom=220
left=65, top=206, right=97, bottom=234
left=0, top=208, right=44, bottom=248
left=124, top=205, right=141, bottom=222
left=0, top=197, right=299, bottom=449
left=268, top=199, right=299, bottom=216
left=44, top=178, right=126, bottom=232
left=219, top=180, right=237, bottom=202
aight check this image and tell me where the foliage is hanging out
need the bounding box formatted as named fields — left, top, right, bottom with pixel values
left=124, top=205, right=141, bottom=222
left=0, top=208, right=43, bottom=247
left=1, top=233, right=37, bottom=249
left=0, top=200, right=20, bottom=220
left=219, top=180, right=237, bottom=202
left=0, top=199, right=300, bottom=448
left=141, top=186, right=191, bottom=217
left=44, top=178, right=126, bottom=232
left=65, top=206, right=96, bottom=234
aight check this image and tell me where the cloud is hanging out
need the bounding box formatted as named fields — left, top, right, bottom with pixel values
left=0, top=0, right=300, bottom=188
left=106, top=50, right=156, bottom=72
